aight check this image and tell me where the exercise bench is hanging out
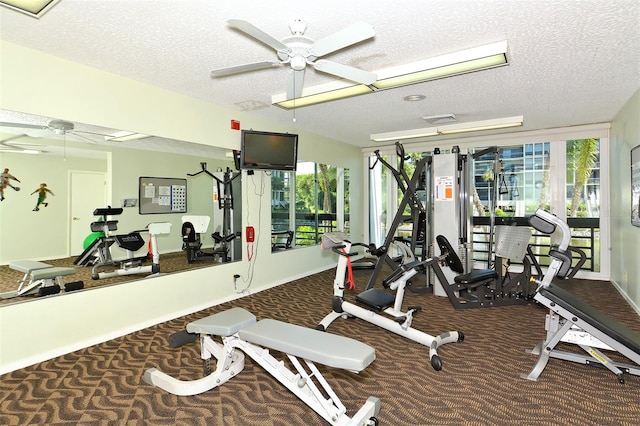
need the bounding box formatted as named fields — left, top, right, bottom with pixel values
left=522, top=209, right=640, bottom=383
left=144, top=307, right=381, bottom=425
left=0, top=260, right=82, bottom=299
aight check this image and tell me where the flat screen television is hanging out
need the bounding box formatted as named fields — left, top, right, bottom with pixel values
left=240, top=130, right=298, bottom=171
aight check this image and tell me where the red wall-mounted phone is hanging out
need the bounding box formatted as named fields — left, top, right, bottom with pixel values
left=246, top=226, right=255, bottom=242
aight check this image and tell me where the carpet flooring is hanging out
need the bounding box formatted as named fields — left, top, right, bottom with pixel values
left=1, top=265, right=639, bottom=425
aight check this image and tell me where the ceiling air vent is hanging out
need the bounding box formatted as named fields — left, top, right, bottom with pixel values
left=422, top=114, right=458, bottom=125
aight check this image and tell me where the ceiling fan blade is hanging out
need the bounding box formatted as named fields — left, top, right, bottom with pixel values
left=227, top=19, right=290, bottom=52
left=211, top=61, right=281, bottom=77
left=311, top=22, right=375, bottom=57
left=286, top=69, right=305, bottom=99
left=0, top=134, right=29, bottom=145
left=0, top=121, right=48, bottom=131
left=69, top=132, right=99, bottom=144
left=314, top=60, right=377, bottom=85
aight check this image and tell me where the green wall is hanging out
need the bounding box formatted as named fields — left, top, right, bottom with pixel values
left=610, top=88, right=640, bottom=311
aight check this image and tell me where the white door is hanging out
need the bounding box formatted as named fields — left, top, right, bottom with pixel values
left=70, top=171, right=107, bottom=256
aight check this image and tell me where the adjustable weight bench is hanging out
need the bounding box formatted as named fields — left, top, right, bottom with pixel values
left=523, top=283, right=640, bottom=383
left=522, top=209, right=640, bottom=383
left=144, top=307, right=381, bottom=425
left=0, top=260, right=82, bottom=299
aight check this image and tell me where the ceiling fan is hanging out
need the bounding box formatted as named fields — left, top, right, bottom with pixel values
left=210, top=19, right=377, bottom=99
left=0, top=118, right=108, bottom=144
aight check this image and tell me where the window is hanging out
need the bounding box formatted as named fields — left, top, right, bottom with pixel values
left=271, top=163, right=348, bottom=249
left=367, top=128, right=609, bottom=279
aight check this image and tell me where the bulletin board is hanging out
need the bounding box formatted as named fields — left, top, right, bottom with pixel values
left=632, top=146, right=640, bottom=227
left=139, top=176, right=187, bottom=214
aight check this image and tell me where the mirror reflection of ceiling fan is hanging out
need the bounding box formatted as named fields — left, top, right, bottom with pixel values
left=0, top=118, right=109, bottom=142
left=0, top=116, right=116, bottom=155
left=210, top=19, right=377, bottom=99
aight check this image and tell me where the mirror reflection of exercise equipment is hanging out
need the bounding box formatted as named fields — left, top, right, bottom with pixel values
left=183, top=162, right=242, bottom=263
left=74, top=207, right=171, bottom=280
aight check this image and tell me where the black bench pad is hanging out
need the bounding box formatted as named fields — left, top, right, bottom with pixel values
left=540, top=284, right=640, bottom=355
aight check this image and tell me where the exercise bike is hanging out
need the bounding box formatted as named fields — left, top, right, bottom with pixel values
left=75, top=207, right=171, bottom=280
left=317, top=233, right=464, bottom=371
left=181, top=215, right=238, bottom=263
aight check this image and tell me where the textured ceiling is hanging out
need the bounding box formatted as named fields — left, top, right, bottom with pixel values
left=1, top=0, right=639, bottom=149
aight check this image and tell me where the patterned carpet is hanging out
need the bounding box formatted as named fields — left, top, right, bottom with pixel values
left=1, top=265, right=639, bottom=425
left=0, top=251, right=212, bottom=306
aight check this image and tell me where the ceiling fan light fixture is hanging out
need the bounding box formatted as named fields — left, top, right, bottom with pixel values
left=372, top=41, right=508, bottom=90
left=272, top=81, right=372, bottom=109
left=0, top=0, right=60, bottom=18
left=48, top=119, right=74, bottom=135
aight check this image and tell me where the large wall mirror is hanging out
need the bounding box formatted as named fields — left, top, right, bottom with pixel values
left=0, top=109, right=242, bottom=306
left=271, top=162, right=350, bottom=251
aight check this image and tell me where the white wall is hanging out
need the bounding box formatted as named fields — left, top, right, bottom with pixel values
left=0, top=152, right=106, bottom=262
left=0, top=41, right=364, bottom=374
left=610, top=88, right=640, bottom=312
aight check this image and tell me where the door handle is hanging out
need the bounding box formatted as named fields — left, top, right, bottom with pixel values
left=72, top=217, right=80, bottom=220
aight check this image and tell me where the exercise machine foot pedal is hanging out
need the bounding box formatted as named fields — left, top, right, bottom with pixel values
left=355, top=288, right=396, bottom=311
left=393, top=316, right=407, bottom=324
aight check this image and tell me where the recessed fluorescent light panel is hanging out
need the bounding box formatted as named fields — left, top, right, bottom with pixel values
left=370, top=115, right=523, bottom=142
left=105, top=131, right=150, bottom=142
left=272, top=41, right=508, bottom=109
left=370, top=127, right=439, bottom=142
left=372, top=41, right=508, bottom=90
left=272, top=80, right=372, bottom=109
left=0, top=0, right=60, bottom=18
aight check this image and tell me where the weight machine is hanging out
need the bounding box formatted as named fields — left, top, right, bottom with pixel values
left=366, top=143, right=474, bottom=295
left=367, top=142, right=542, bottom=307
left=184, top=162, right=242, bottom=263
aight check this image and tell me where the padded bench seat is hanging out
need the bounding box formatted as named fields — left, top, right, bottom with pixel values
left=187, top=307, right=376, bottom=372
left=453, top=268, right=499, bottom=286
left=240, top=319, right=375, bottom=372
left=540, top=284, right=640, bottom=355
left=187, top=307, right=257, bottom=336
left=30, top=267, right=77, bottom=280
left=10, top=260, right=53, bottom=273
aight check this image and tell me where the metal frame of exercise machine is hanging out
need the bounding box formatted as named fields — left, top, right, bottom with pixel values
left=365, top=143, right=433, bottom=292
